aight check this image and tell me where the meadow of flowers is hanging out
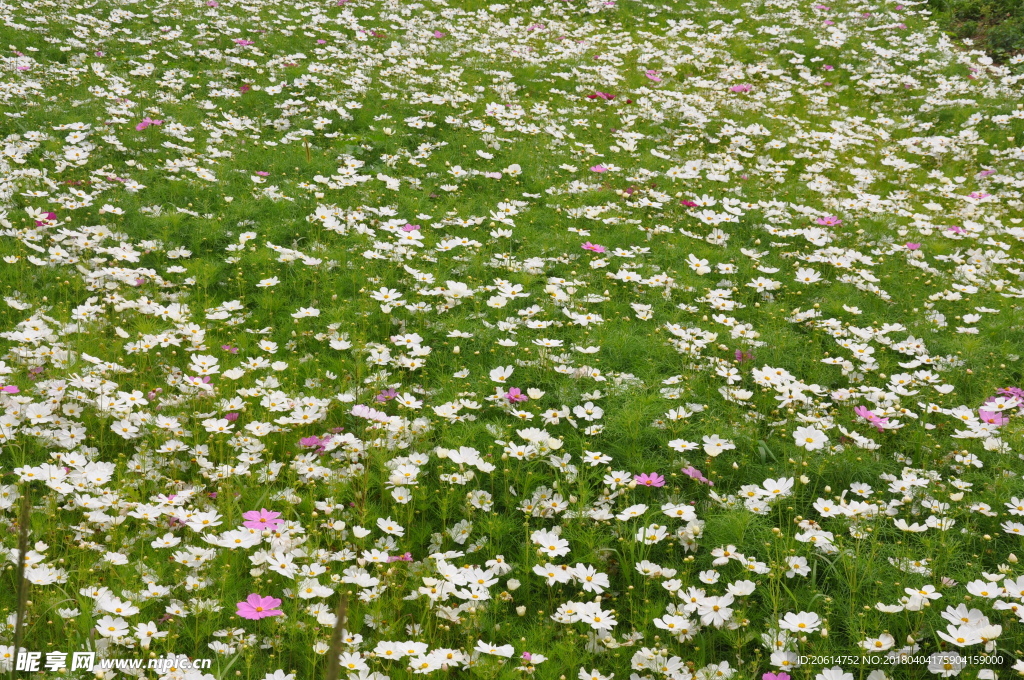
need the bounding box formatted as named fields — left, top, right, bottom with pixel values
left=2, top=0, right=1024, bottom=677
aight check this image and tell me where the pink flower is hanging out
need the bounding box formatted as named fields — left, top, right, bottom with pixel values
left=256, top=171, right=270, bottom=176
left=387, top=552, right=413, bottom=562
left=236, top=593, right=283, bottom=620
left=587, top=91, right=615, bottom=100
left=206, top=0, right=218, bottom=5
left=1, top=385, right=19, bottom=394
left=968, top=191, right=990, bottom=200
left=375, top=388, right=398, bottom=402
left=905, top=242, right=921, bottom=250
left=979, top=410, right=1008, bottom=426
left=729, top=84, right=752, bottom=93
left=242, top=509, right=284, bottom=530
left=947, top=225, right=965, bottom=234
left=634, top=473, right=665, bottom=487
left=680, top=199, right=698, bottom=208
left=317, top=39, right=326, bottom=44
left=135, top=117, right=163, bottom=132
left=763, top=674, right=791, bottom=680
left=816, top=215, right=842, bottom=226
left=854, top=405, right=888, bottom=432
left=432, top=31, right=445, bottom=38
left=581, top=242, right=606, bottom=253
left=504, top=388, right=528, bottom=403
left=681, top=466, right=713, bottom=486
left=522, top=653, right=533, bottom=662
left=234, top=39, right=254, bottom=46
left=590, top=165, right=608, bottom=173
left=823, top=65, right=834, bottom=71
left=645, top=70, right=662, bottom=82
left=823, top=19, right=835, bottom=25
left=402, top=224, right=420, bottom=232
left=735, top=350, right=754, bottom=363
left=224, top=412, right=239, bottom=422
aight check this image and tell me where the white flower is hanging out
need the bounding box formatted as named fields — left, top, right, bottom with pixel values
left=489, top=365, right=514, bottom=382
left=780, top=611, right=822, bottom=634
left=793, top=426, right=827, bottom=451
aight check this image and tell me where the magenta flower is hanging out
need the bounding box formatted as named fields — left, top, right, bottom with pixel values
left=763, top=674, right=791, bottom=680
left=587, top=91, right=615, bottom=100
left=224, top=412, right=239, bottom=422
left=634, top=473, right=666, bottom=488
left=581, top=242, right=607, bottom=253
left=387, top=552, right=413, bottom=562
left=816, top=215, right=842, bottom=226
left=854, top=405, right=888, bottom=432
left=979, top=410, right=1008, bottom=426
left=236, top=593, right=283, bottom=620
left=997, top=387, right=1024, bottom=400
left=680, top=199, right=698, bottom=208
left=375, top=388, right=398, bottom=402
left=505, top=387, right=529, bottom=403
left=234, top=39, right=255, bottom=46
left=823, top=65, right=834, bottom=71
left=242, top=508, right=284, bottom=530
left=0, top=385, right=19, bottom=394
left=905, top=242, right=921, bottom=250
left=735, top=350, right=754, bottom=363
left=681, top=466, right=713, bottom=486
left=135, top=117, right=163, bottom=132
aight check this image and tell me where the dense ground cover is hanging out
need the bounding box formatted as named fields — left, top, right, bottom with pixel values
left=3, top=0, right=1024, bottom=678
left=927, top=0, right=1024, bottom=62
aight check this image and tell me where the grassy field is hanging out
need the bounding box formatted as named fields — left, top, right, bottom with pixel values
left=927, top=0, right=1024, bottom=61
left=2, top=0, right=1024, bottom=678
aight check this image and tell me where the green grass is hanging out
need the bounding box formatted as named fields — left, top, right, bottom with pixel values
left=1, top=0, right=1024, bottom=678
